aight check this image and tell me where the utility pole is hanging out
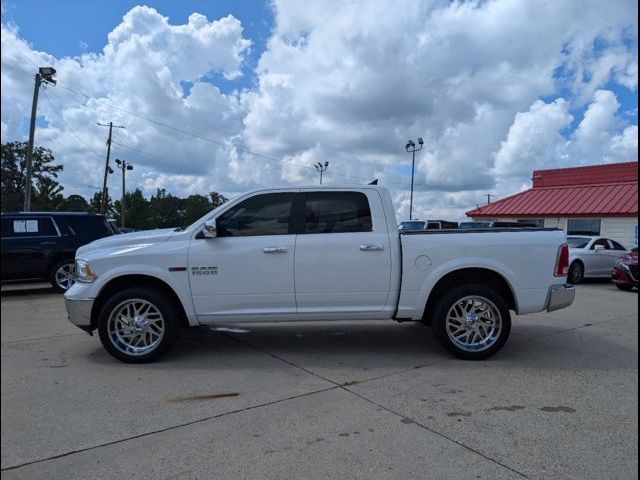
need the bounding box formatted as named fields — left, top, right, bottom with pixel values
left=114, top=159, right=133, bottom=228
left=23, top=67, right=56, bottom=212
left=97, top=121, right=125, bottom=214
left=405, top=137, right=424, bottom=220
left=314, top=161, right=329, bottom=185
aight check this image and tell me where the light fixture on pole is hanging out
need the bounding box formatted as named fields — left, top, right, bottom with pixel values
left=315, top=161, right=329, bottom=185
left=115, top=159, right=133, bottom=228
left=23, top=67, right=56, bottom=212
left=405, top=137, right=423, bottom=220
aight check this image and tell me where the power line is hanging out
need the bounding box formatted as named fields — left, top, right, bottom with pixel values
left=40, top=88, right=104, bottom=159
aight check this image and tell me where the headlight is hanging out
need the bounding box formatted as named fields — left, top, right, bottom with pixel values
left=75, top=259, right=97, bottom=283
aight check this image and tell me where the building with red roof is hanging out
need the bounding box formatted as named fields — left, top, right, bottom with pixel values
left=466, top=162, right=639, bottom=247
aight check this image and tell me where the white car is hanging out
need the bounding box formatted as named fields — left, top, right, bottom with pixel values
left=567, top=236, right=628, bottom=284
left=65, top=186, right=574, bottom=363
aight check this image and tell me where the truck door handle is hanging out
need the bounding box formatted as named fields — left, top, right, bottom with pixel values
left=40, top=241, right=56, bottom=246
left=360, top=244, right=384, bottom=251
left=263, top=247, right=287, bottom=254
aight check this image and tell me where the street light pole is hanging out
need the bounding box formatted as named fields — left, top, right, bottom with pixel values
left=23, top=67, right=56, bottom=212
left=115, top=159, right=133, bottom=228
left=405, top=137, right=424, bottom=220
left=314, top=161, right=329, bottom=185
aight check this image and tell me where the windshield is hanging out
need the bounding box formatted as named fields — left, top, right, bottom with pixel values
left=399, top=221, right=425, bottom=230
left=567, top=236, right=591, bottom=248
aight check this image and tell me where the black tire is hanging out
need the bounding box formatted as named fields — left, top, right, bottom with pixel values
left=49, top=259, right=76, bottom=293
left=97, top=287, right=182, bottom=363
left=567, top=261, right=584, bottom=285
left=615, top=283, right=634, bottom=291
left=431, top=284, right=511, bottom=360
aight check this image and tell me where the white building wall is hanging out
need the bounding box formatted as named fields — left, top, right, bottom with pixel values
left=600, top=217, right=638, bottom=248
left=472, top=215, right=638, bottom=248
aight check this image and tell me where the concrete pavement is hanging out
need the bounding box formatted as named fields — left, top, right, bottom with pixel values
left=1, top=282, right=637, bottom=479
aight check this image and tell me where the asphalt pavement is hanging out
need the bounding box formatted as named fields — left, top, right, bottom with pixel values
left=1, top=282, right=637, bottom=479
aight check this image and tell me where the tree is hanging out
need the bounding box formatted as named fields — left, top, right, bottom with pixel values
left=113, top=189, right=150, bottom=230
left=209, top=191, right=228, bottom=209
left=148, top=188, right=183, bottom=228
left=1, top=141, right=63, bottom=212
left=88, top=191, right=117, bottom=218
left=182, top=194, right=213, bottom=225
left=57, top=194, right=90, bottom=212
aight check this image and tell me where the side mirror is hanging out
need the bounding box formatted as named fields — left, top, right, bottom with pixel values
left=593, top=244, right=605, bottom=252
left=203, top=219, right=217, bottom=238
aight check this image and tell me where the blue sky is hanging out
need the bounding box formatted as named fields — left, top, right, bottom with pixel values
left=2, top=0, right=274, bottom=92
left=1, top=0, right=637, bottom=221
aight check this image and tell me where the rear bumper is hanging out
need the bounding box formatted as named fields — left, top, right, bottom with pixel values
left=64, top=297, right=94, bottom=335
left=546, top=284, right=576, bottom=312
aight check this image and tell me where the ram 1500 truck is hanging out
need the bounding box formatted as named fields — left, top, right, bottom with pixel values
left=65, top=186, right=575, bottom=363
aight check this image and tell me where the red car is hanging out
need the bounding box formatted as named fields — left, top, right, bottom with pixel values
left=611, top=247, right=638, bottom=291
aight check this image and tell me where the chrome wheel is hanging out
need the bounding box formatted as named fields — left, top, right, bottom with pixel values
left=107, top=299, right=165, bottom=356
left=445, top=295, right=503, bottom=352
left=54, top=262, right=75, bottom=291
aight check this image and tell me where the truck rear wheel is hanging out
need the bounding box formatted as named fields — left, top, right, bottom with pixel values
left=431, top=284, right=511, bottom=360
left=97, top=287, right=181, bottom=363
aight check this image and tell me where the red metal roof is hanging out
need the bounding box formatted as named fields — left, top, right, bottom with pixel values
left=467, top=162, right=638, bottom=218
left=532, top=161, right=638, bottom=188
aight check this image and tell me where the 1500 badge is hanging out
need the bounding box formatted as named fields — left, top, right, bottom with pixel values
left=191, top=266, right=218, bottom=276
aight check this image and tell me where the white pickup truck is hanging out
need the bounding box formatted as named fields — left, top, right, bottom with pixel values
left=65, top=186, right=575, bottom=363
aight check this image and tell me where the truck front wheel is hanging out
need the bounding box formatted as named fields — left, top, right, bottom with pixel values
left=97, top=287, right=182, bottom=363
left=431, top=284, right=511, bottom=360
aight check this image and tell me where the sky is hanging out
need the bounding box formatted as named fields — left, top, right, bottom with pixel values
left=1, top=0, right=638, bottom=221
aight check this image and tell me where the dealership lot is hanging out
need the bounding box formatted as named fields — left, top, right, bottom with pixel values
left=1, top=283, right=637, bottom=479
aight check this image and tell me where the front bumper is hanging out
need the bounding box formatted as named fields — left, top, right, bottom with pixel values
left=65, top=297, right=95, bottom=335
left=546, top=284, right=576, bottom=312
left=611, top=265, right=638, bottom=286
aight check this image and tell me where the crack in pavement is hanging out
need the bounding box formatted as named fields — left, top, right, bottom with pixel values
left=1, top=332, right=85, bottom=345
left=0, top=385, right=338, bottom=472
left=218, top=331, right=530, bottom=479
left=3, top=312, right=632, bottom=474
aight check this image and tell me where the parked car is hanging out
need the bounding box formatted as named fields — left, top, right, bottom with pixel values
left=567, top=236, right=628, bottom=284
left=458, top=221, right=492, bottom=229
left=65, top=186, right=574, bottom=363
left=1, top=212, right=114, bottom=292
left=611, top=247, right=638, bottom=291
left=459, top=221, right=539, bottom=229
left=399, top=220, right=458, bottom=230
left=399, top=220, right=426, bottom=230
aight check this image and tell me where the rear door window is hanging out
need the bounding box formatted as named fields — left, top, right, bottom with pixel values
left=303, top=192, right=372, bottom=234
left=0, top=217, right=58, bottom=237
left=609, top=240, right=626, bottom=251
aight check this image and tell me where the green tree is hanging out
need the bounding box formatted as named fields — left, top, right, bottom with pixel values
left=1, top=141, right=63, bottom=212
left=57, top=194, right=90, bottom=212
left=32, top=176, right=64, bottom=211
left=113, top=188, right=150, bottom=230
left=148, top=188, right=183, bottom=228
left=88, top=190, right=117, bottom=218
left=181, top=194, right=213, bottom=225
left=209, top=191, right=228, bottom=209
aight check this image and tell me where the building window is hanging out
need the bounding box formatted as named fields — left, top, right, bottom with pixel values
left=567, top=218, right=601, bottom=236
left=517, top=218, right=544, bottom=227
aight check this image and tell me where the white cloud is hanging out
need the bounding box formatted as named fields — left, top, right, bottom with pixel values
left=1, top=1, right=637, bottom=222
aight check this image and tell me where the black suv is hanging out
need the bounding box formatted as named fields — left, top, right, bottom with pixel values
left=1, top=212, right=114, bottom=292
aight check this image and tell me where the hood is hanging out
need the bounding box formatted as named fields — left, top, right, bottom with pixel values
left=76, top=228, right=176, bottom=257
